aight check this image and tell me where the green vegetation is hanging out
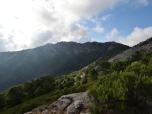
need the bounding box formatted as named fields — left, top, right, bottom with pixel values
left=0, top=82, right=93, bottom=114
left=88, top=51, right=152, bottom=114
left=2, top=45, right=152, bottom=114
left=87, top=68, right=98, bottom=81
left=97, top=60, right=111, bottom=75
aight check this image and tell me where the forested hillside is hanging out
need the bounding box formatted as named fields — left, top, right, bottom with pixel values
left=0, top=41, right=129, bottom=92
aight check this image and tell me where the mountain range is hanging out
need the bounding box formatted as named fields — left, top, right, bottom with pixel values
left=0, top=41, right=129, bottom=92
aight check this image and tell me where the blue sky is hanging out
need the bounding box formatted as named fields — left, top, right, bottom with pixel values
left=0, top=0, right=152, bottom=52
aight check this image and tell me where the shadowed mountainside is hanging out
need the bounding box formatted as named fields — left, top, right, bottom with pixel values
left=0, top=41, right=129, bottom=92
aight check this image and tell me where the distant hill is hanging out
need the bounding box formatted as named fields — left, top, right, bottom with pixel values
left=0, top=41, right=129, bottom=92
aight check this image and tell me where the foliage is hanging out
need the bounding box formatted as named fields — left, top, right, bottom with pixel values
left=34, top=86, right=44, bottom=97
left=97, top=60, right=111, bottom=75
left=87, top=68, right=98, bottom=81
left=85, top=65, right=94, bottom=75
left=76, top=76, right=81, bottom=81
left=0, top=82, right=93, bottom=114
left=0, top=94, right=4, bottom=108
left=81, top=76, right=88, bottom=84
left=88, top=57, right=152, bottom=114
left=131, top=51, right=140, bottom=62
left=6, top=86, right=24, bottom=108
left=141, top=51, right=152, bottom=64
left=111, top=60, right=124, bottom=72
left=75, top=81, right=81, bottom=86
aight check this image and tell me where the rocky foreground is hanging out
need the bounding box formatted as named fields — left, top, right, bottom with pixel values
left=24, top=91, right=93, bottom=114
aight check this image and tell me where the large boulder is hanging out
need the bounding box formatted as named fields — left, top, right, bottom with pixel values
left=24, top=91, right=94, bottom=114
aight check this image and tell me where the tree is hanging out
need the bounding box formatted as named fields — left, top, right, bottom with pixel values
left=97, top=60, right=111, bottom=75
left=87, top=68, right=98, bottom=81
left=0, top=94, right=5, bottom=108
left=34, top=86, right=44, bottom=97
left=76, top=76, right=81, bottom=81
left=6, top=86, right=24, bottom=108
left=131, top=51, right=140, bottom=62
left=111, top=60, right=124, bottom=72
left=81, top=76, right=88, bottom=84
left=75, top=81, right=81, bottom=86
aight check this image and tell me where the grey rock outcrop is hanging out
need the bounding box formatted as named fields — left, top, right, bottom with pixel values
left=108, top=43, right=152, bottom=63
left=25, top=91, right=94, bottom=114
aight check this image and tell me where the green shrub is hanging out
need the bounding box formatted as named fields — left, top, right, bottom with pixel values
left=75, top=81, right=81, bottom=86
left=88, top=71, right=152, bottom=114
left=131, top=51, right=140, bottom=62
left=76, top=76, right=81, bottom=81
left=87, top=68, right=98, bottom=81
left=81, top=76, right=88, bottom=84
left=141, top=52, right=152, bottom=65
left=97, top=60, right=111, bottom=75
left=126, top=61, right=142, bottom=75
left=111, top=60, right=124, bottom=72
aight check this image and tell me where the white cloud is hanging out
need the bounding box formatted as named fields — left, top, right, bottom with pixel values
left=117, top=27, right=152, bottom=46
left=106, top=28, right=119, bottom=40
left=93, top=25, right=104, bottom=33
left=137, top=0, right=149, bottom=6
left=129, top=0, right=149, bottom=7
left=0, top=0, right=149, bottom=52
left=101, top=14, right=112, bottom=21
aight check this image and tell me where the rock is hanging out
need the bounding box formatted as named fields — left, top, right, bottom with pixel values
left=54, top=92, right=84, bottom=110
left=80, top=112, right=91, bottom=114
left=24, top=105, right=48, bottom=114
left=56, top=98, right=71, bottom=110
left=41, top=109, right=48, bottom=114
left=24, top=91, right=93, bottom=114
left=73, top=90, right=94, bottom=109
left=108, top=43, right=152, bottom=63
left=74, top=100, right=83, bottom=108
left=24, top=112, right=32, bottom=114
left=67, top=103, right=77, bottom=114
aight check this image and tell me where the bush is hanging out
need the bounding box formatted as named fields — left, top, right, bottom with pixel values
left=111, top=60, right=124, bottom=72
left=87, top=68, right=98, bottom=81
left=88, top=71, right=152, bottom=114
left=131, top=51, right=140, bottom=62
left=0, top=94, right=5, bottom=108
left=81, top=76, right=88, bottom=84
left=76, top=76, right=81, bottom=81
left=97, top=60, right=111, bottom=75
left=75, top=81, right=81, bottom=86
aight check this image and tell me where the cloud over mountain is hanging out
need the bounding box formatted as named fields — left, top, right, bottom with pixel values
left=0, top=0, right=150, bottom=51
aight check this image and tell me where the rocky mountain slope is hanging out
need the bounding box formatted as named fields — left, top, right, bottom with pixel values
left=108, top=37, right=152, bottom=63
left=0, top=41, right=129, bottom=92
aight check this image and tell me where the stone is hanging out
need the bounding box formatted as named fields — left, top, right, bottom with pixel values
left=80, top=112, right=91, bottom=114
left=56, top=98, right=71, bottom=109
left=108, top=43, right=152, bottom=63
left=24, top=91, right=93, bottom=114
left=67, top=103, right=77, bottom=114
left=54, top=92, right=84, bottom=110
left=41, top=109, right=48, bottom=114
left=74, top=90, right=94, bottom=109
left=74, top=100, right=83, bottom=108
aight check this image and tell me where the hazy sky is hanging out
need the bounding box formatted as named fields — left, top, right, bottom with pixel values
left=0, top=0, right=152, bottom=52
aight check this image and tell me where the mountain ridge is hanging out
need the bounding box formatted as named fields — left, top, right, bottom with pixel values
left=0, top=41, right=129, bottom=92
